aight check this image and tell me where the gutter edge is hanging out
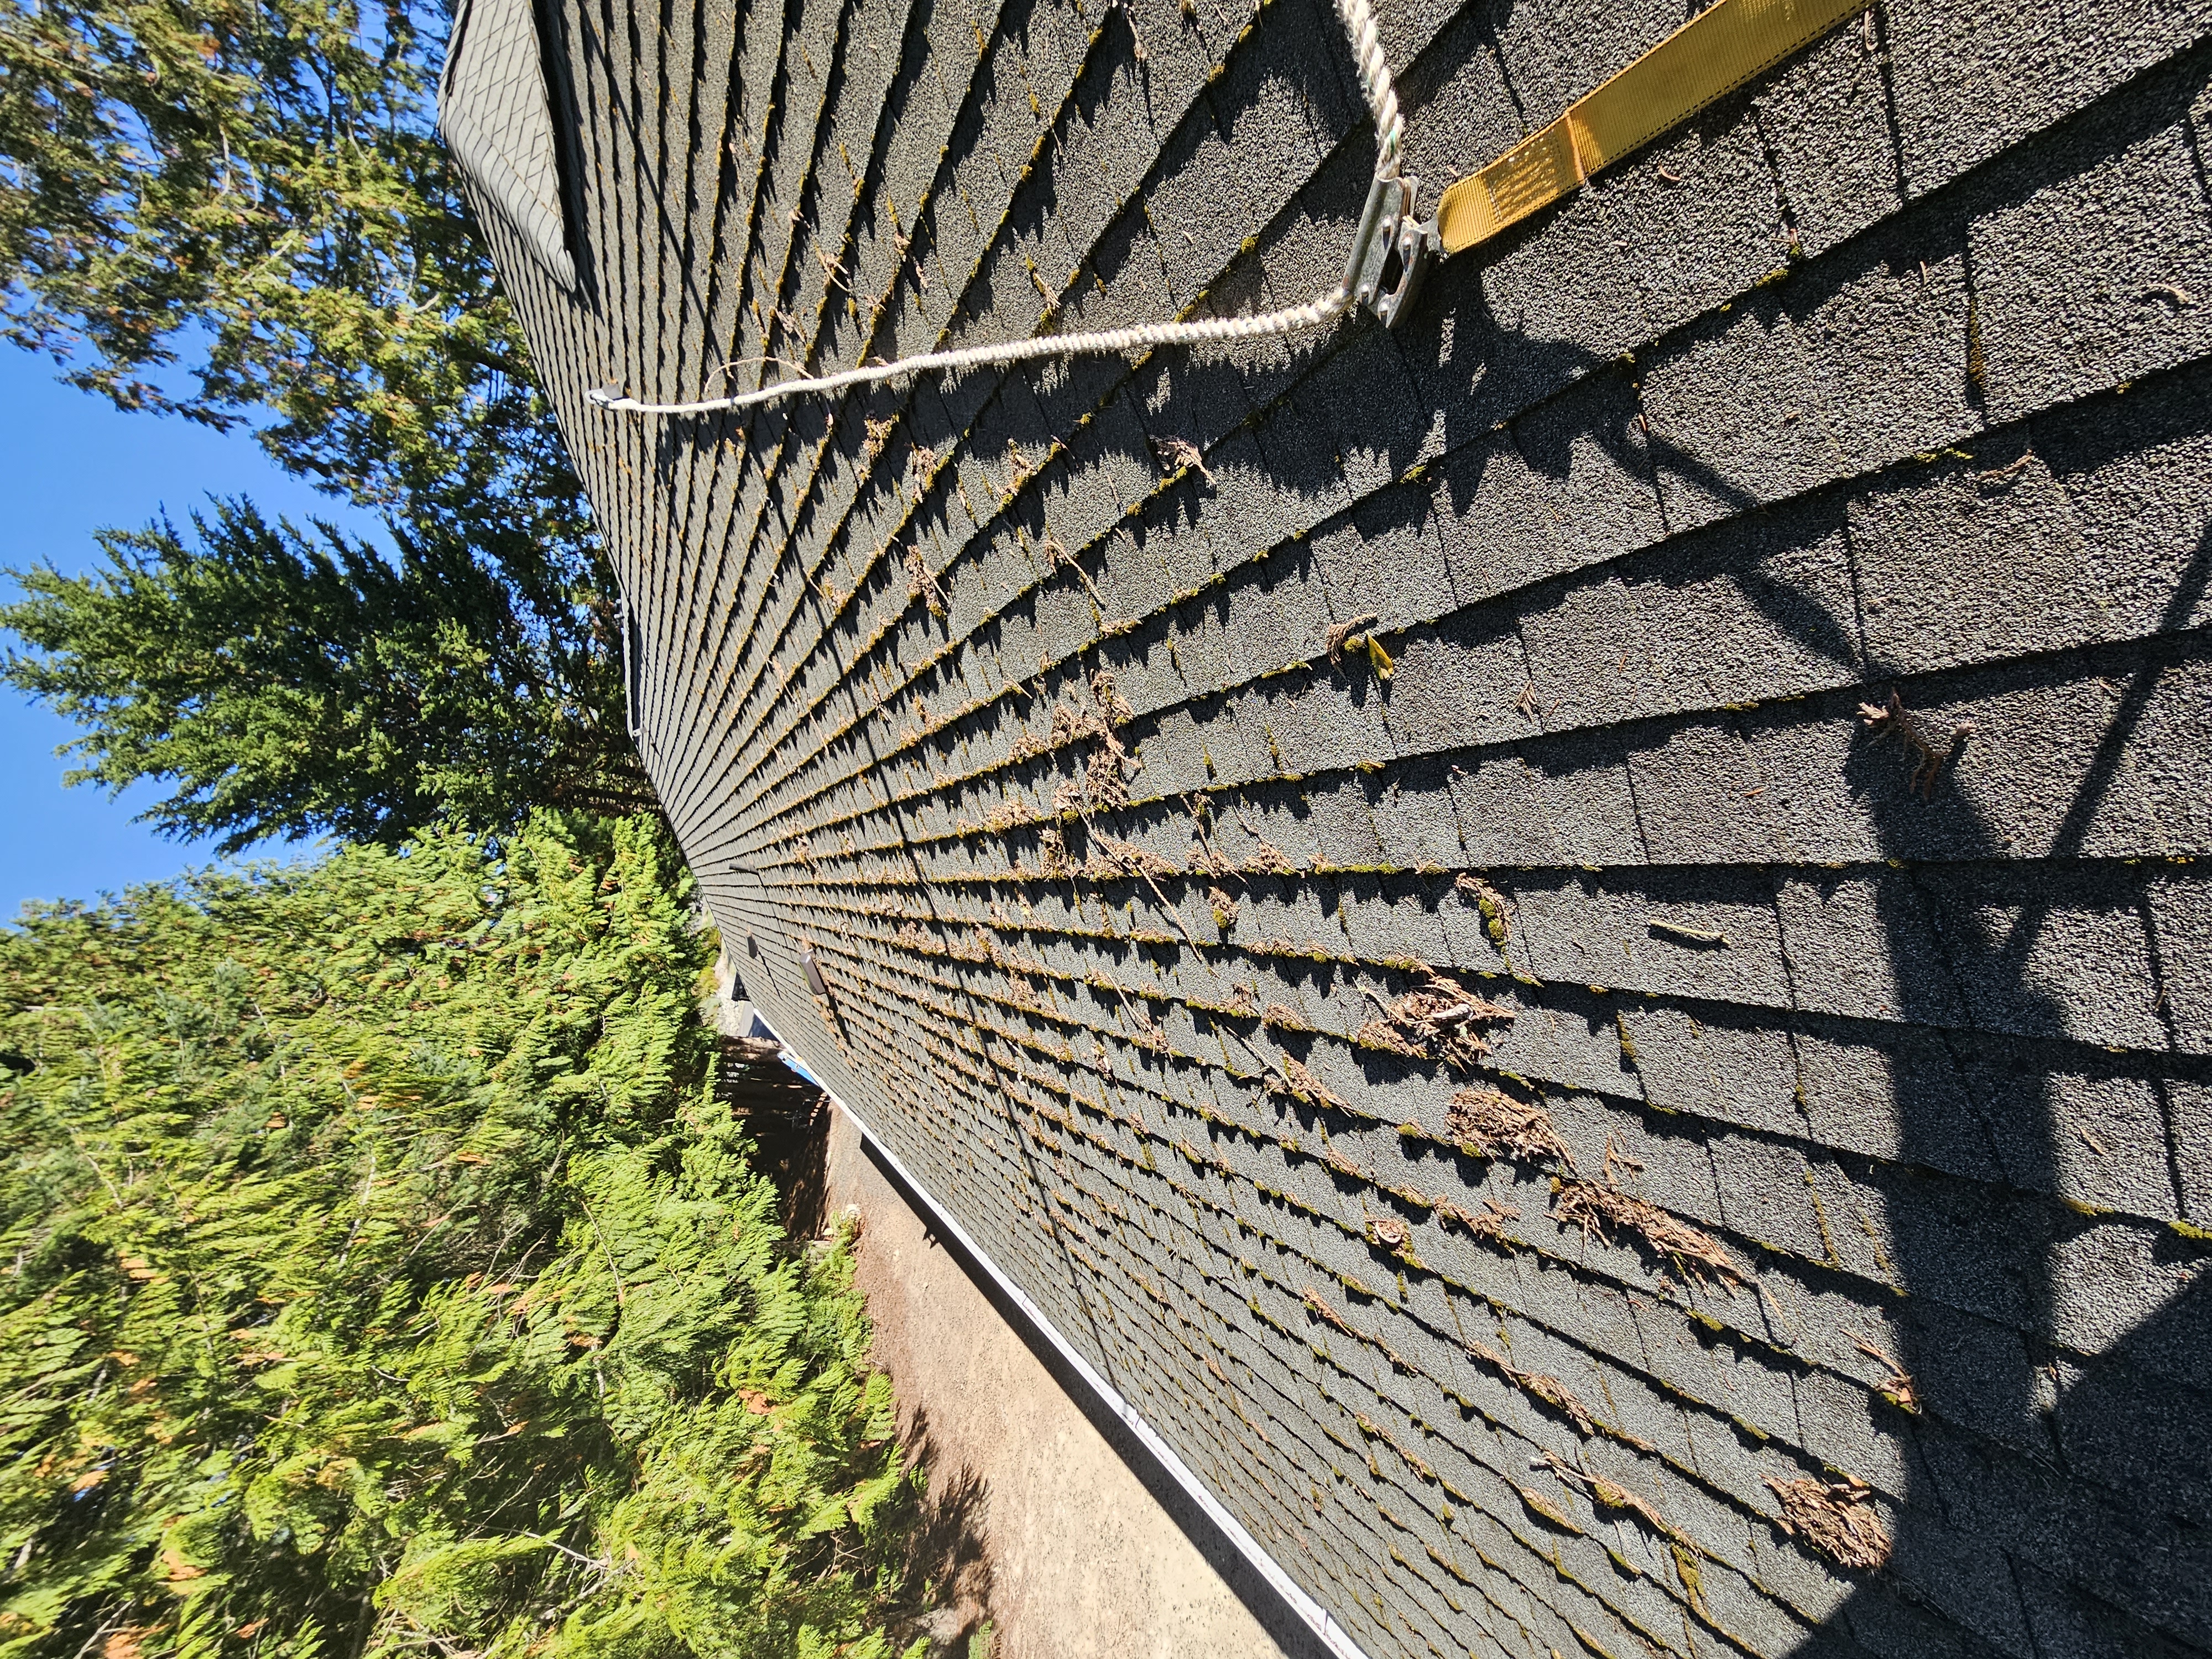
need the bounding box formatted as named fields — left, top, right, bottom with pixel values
left=758, top=1020, right=1378, bottom=1659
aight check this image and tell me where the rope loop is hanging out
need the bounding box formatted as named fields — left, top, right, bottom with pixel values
left=591, top=0, right=1410, bottom=419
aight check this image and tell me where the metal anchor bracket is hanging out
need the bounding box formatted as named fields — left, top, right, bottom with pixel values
left=1352, top=171, right=1439, bottom=328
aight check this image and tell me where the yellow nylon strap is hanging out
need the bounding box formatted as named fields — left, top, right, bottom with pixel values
left=1437, top=0, right=1866, bottom=254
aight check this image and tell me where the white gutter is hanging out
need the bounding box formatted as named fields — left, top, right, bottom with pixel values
left=754, top=1013, right=1378, bottom=1659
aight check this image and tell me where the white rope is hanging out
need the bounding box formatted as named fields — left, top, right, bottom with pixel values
left=589, top=0, right=1407, bottom=418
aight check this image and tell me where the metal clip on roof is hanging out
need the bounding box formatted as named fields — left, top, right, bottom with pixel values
left=1353, top=166, right=1438, bottom=330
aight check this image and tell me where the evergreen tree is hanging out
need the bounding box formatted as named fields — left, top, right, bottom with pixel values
left=0, top=0, right=634, bottom=843
left=0, top=0, right=570, bottom=535
left=1, top=503, right=649, bottom=852
left=0, top=815, right=926, bottom=1659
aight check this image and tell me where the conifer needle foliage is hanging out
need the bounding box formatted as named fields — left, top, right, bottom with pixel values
left=0, top=0, right=568, bottom=536
left=1, top=503, right=653, bottom=853
left=0, top=0, right=641, bottom=848
left=0, top=813, right=926, bottom=1659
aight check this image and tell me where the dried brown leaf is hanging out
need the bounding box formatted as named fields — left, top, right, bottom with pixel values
left=1553, top=1180, right=1745, bottom=1287
left=1853, top=1335, right=1921, bottom=1413
left=1036, top=825, right=1071, bottom=877
left=1521, top=1373, right=1598, bottom=1437
left=1084, top=740, right=1130, bottom=807
left=1324, top=612, right=1381, bottom=667
left=1271, top=1053, right=1345, bottom=1110
left=1433, top=1196, right=1517, bottom=1242
left=1447, top=1087, right=1572, bottom=1166
left=902, top=546, right=947, bottom=617
left=1149, top=434, right=1213, bottom=481
left=1091, top=669, right=1133, bottom=726
left=1860, top=688, right=1975, bottom=799
left=1766, top=1476, right=1890, bottom=1570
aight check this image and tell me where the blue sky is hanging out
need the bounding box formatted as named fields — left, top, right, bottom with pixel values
left=0, top=348, right=374, bottom=917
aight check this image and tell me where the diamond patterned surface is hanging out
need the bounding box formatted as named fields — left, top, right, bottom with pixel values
left=437, top=0, right=574, bottom=288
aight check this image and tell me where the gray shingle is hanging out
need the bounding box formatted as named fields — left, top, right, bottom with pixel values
left=438, top=0, right=575, bottom=286
left=463, top=0, right=2212, bottom=1648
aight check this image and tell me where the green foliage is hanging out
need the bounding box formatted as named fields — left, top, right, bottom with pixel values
left=0, top=503, right=649, bottom=853
left=0, top=0, right=638, bottom=848
left=0, top=0, right=575, bottom=538
left=0, top=813, right=926, bottom=1659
